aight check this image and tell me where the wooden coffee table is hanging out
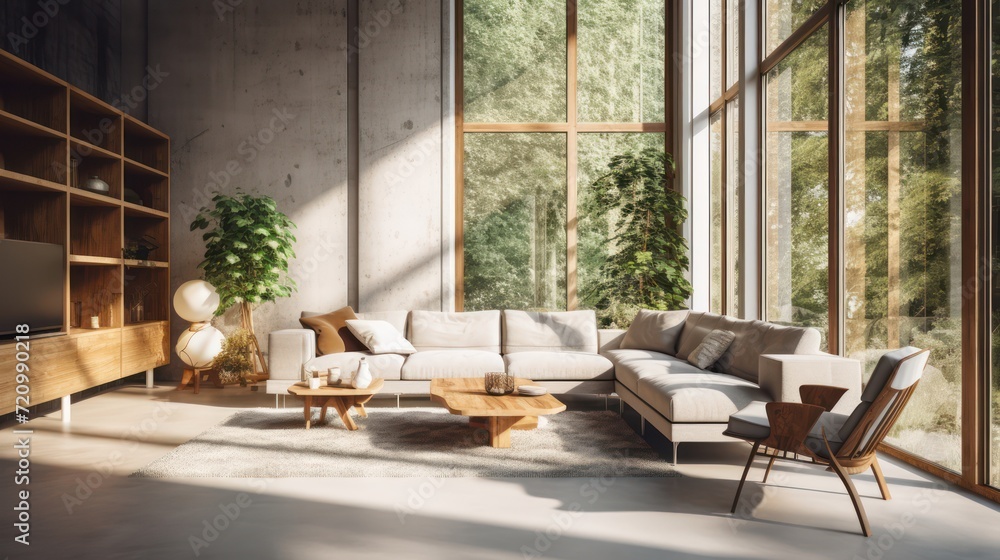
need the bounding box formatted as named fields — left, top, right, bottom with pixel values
left=430, top=377, right=566, bottom=448
left=287, top=379, right=384, bottom=430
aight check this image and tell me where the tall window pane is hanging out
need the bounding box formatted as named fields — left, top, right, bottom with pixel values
left=727, top=97, right=741, bottom=316
left=764, top=26, right=829, bottom=344
left=764, top=0, right=827, bottom=56
left=578, top=0, right=665, bottom=122
left=464, top=134, right=567, bottom=310
left=578, top=133, right=665, bottom=318
left=845, top=0, right=962, bottom=472
left=463, top=0, right=566, bottom=123
left=726, top=0, right=739, bottom=89
left=710, top=0, right=724, bottom=101
left=710, top=111, right=724, bottom=313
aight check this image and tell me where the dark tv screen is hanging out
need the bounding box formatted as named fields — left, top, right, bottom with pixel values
left=0, top=239, right=65, bottom=337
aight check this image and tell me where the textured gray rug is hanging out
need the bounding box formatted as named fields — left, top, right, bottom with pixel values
left=132, top=408, right=680, bottom=478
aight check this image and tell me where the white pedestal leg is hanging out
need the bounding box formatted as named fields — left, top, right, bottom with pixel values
left=60, top=395, right=71, bottom=423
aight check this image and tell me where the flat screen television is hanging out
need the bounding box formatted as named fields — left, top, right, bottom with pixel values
left=0, top=239, right=65, bottom=338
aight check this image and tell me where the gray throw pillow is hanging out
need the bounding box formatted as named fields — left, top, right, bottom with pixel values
left=687, top=329, right=737, bottom=369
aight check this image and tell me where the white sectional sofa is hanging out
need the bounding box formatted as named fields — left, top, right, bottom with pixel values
left=268, top=308, right=862, bottom=460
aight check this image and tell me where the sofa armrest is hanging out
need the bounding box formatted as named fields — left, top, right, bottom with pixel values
left=757, top=354, right=862, bottom=415
left=598, top=329, right=626, bottom=353
left=268, top=329, right=316, bottom=381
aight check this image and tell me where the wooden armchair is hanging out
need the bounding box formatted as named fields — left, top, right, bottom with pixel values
left=724, top=346, right=930, bottom=536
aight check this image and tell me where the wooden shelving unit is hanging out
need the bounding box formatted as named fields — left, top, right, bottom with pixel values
left=0, top=49, right=171, bottom=415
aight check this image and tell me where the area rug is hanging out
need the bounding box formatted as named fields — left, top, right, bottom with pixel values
left=131, top=408, right=680, bottom=478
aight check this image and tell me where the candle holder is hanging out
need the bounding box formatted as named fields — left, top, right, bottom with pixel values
left=484, top=372, right=514, bottom=396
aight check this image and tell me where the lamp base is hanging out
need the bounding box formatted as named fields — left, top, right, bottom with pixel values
left=176, top=368, right=224, bottom=394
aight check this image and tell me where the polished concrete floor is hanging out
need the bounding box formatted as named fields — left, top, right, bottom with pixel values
left=2, top=383, right=999, bottom=559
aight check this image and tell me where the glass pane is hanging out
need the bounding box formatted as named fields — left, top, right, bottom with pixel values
left=577, top=132, right=665, bottom=323
left=845, top=0, right=962, bottom=473
left=578, top=0, right=665, bottom=122
left=463, top=133, right=567, bottom=310
left=727, top=97, right=741, bottom=316
left=764, top=0, right=827, bottom=56
left=710, top=111, right=724, bottom=313
left=993, top=0, right=1000, bottom=491
left=726, top=0, right=739, bottom=89
left=463, top=0, right=566, bottom=123
left=710, top=0, right=724, bottom=101
left=764, top=26, right=829, bottom=345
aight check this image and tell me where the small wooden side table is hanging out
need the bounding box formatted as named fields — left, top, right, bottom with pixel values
left=287, top=379, right=384, bottom=430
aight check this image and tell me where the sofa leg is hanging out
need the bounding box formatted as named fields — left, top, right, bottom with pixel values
left=673, top=441, right=680, bottom=466
left=396, top=394, right=400, bottom=408
left=640, top=417, right=646, bottom=435
left=275, top=394, right=279, bottom=409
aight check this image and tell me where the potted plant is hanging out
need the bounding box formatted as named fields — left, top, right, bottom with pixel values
left=583, top=147, right=692, bottom=327
left=213, top=329, right=257, bottom=386
left=191, top=191, right=297, bottom=378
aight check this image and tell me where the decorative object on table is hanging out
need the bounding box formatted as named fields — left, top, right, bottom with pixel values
left=582, top=148, right=691, bottom=327
left=345, top=319, right=416, bottom=355
left=308, top=377, right=322, bottom=390
left=191, top=191, right=298, bottom=380
left=517, top=385, right=548, bottom=397
left=124, top=187, right=144, bottom=206
left=128, top=279, right=157, bottom=324
left=326, top=366, right=342, bottom=385
left=174, top=279, right=226, bottom=394
left=124, top=234, right=159, bottom=260
left=484, top=372, right=515, bottom=396
left=89, top=316, right=100, bottom=329
left=351, top=356, right=373, bottom=389
left=80, top=175, right=111, bottom=195
left=213, top=328, right=257, bottom=386
left=302, top=365, right=318, bottom=384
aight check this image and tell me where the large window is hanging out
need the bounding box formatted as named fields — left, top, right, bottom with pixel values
left=990, top=0, right=1000, bottom=491
left=460, top=0, right=668, bottom=312
left=708, top=0, right=741, bottom=315
left=761, top=0, right=964, bottom=475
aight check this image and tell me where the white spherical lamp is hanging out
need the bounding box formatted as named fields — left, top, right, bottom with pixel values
left=176, top=324, right=226, bottom=368
left=173, top=280, right=220, bottom=323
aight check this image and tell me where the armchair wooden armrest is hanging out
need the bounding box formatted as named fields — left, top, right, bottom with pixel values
left=762, top=402, right=826, bottom=456
left=799, top=385, right=849, bottom=412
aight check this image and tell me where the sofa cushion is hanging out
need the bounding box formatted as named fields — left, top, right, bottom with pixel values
left=345, top=320, right=416, bottom=355
left=298, top=307, right=366, bottom=355
left=637, top=371, right=770, bottom=423
left=605, top=349, right=706, bottom=394
left=503, top=351, right=613, bottom=380
left=409, top=310, right=501, bottom=353
left=356, top=310, right=410, bottom=339
left=687, top=329, right=736, bottom=369
left=620, top=309, right=689, bottom=355
left=502, top=310, right=598, bottom=354
left=674, top=312, right=727, bottom=360
left=304, top=352, right=403, bottom=381
left=400, top=350, right=504, bottom=380
left=727, top=400, right=847, bottom=455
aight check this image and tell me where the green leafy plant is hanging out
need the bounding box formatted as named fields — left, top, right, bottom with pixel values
left=191, top=192, right=297, bottom=375
left=213, top=329, right=257, bottom=386
left=584, top=148, right=691, bottom=327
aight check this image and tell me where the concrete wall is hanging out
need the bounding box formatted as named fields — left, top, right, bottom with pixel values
left=1, top=0, right=148, bottom=116
left=149, top=0, right=448, bottom=378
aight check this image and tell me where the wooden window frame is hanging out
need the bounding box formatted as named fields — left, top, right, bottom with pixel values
left=455, top=0, right=673, bottom=312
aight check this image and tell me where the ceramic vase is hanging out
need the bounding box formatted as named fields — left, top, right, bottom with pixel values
left=352, top=357, right=372, bottom=389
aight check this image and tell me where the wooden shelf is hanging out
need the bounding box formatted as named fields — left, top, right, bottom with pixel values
left=0, top=49, right=170, bottom=415
left=69, top=255, right=121, bottom=266
left=124, top=259, right=168, bottom=268
left=123, top=201, right=168, bottom=218
left=70, top=138, right=120, bottom=160
left=124, top=157, right=168, bottom=178
left=0, top=168, right=67, bottom=193
left=70, top=188, right=120, bottom=207
left=0, top=109, right=65, bottom=138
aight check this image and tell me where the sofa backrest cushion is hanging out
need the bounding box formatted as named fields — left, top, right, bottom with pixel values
left=357, top=310, right=410, bottom=338
left=677, top=312, right=822, bottom=383
left=409, top=310, right=501, bottom=353
left=620, top=309, right=689, bottom=355
left=502, top=310, right=598, bottom=354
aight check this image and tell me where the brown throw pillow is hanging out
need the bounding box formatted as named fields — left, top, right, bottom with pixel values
left=299, top=306, right=367, bottom=355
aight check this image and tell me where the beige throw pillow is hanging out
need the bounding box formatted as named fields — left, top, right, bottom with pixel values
left=620, top=309, right=690, bottom=355
left=687, top=329, right=736, bottom=369
left=345, top=320, right=416, bottom=355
